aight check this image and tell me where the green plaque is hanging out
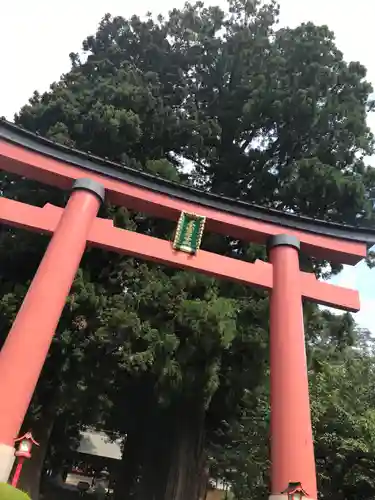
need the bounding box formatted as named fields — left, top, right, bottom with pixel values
left=173, top=212, right=206, bottom=254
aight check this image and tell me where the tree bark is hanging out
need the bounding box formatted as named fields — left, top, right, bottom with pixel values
left=114, top=427, right=143, bottom=500
left=133, top=412, right=169, bottom=500
left=114, top=397, right=157, bottom=500
left=160, top=405, right=206, bottom=500
left=115, top=401, right=207, bottom=500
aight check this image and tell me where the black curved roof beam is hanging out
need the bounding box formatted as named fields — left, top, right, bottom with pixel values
left=0, top=119, right=374, bottom=265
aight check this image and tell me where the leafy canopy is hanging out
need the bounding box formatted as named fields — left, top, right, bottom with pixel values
left=0, top=484, right=31, bottom=500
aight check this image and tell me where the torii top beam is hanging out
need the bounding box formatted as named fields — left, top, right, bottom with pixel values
left=0, top=119, right=374, bottom=266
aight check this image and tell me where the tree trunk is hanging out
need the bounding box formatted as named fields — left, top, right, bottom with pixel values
left=160, top=405, right=206, bottom=500
left=133, top=412, right=169, bottom=500
left=199, top=466, right=210, bottom=500
left=116, top=401, right=207, bottom=500
left=114, top=427, right=143, bottom=500
left=17, top=409, right=56, bottom=499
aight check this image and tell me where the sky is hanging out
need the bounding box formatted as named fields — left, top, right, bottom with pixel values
left=1, top=0, right=375, bottom=329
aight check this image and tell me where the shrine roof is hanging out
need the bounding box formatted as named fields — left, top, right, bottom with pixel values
left=1, top=118, right=375, bottom=249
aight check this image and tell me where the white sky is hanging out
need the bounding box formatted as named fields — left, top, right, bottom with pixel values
left=1, top=0, right=375, bottom=330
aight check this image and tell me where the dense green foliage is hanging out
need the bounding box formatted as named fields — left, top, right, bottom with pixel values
left=1, top=0, right=375, bottom=499
left=311, top=339, right=375, bottom=499
left=0, top=484, right=31, bottom=499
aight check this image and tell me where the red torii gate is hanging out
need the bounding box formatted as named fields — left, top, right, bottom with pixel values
left=0, top=120, right=374, bottom=499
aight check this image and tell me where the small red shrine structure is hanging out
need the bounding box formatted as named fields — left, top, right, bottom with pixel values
left=11, top=432, right=39, bottom=487
left=0, top=120, right=374, bottom=498
left=14, top=432, right=39, bottom=460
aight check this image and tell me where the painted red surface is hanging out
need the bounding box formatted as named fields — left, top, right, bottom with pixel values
left=0, top=197, right=360, bottom=311
left=0, top=140, right=367, bottom=265
left=11, top=458, right=24, bottom=487
left=0, top=189, right=100, bottom=446
left=269, top=243, right=317, bottom=498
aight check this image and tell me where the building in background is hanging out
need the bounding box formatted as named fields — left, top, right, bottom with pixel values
left=65, top=429, right=123, bottom=489
left=65, top=429, right=228, bottom=499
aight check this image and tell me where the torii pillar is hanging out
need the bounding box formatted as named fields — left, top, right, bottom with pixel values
left=0, top=178, right=104, bottom=482
left=268, top=235, right=317, bottom=500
